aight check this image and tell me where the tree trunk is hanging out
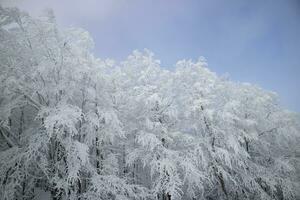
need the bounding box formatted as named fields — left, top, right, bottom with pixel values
left=122, top=144, right=127, bottom=176
left=166, top=193, right=171, bottom=200
left=96, top=137, right=100, bottom=174
left=19, top=108, right=24, bottom=140
left=217, top=172, right=228, bottom=198
left=244, top=137, right=249, bottom=152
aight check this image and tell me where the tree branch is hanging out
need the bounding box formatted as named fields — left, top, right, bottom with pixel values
left=0, top=127, right=18, bottom=147
left=259, top=127, right=278, bottom=136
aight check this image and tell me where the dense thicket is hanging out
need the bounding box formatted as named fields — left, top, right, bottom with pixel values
left=0, top=7, right=299, bottom=200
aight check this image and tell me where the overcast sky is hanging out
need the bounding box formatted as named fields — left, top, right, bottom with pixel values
left=2, top=0, right=300, bottom=112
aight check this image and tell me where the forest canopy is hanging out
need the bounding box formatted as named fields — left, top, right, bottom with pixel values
left=0, top=6, right=299, bottom=200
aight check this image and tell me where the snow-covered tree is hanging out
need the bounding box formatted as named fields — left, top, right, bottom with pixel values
left=0, top=5, right=299, bottom=200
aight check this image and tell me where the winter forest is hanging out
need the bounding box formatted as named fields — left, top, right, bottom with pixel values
left=0, top=6, right=300, bottom=200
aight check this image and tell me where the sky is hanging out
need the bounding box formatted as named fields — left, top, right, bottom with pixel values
left=2, top=0, right=300, bottom=112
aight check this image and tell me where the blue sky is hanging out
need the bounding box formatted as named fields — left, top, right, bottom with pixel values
left=4, top=0, right=300, bottom=112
